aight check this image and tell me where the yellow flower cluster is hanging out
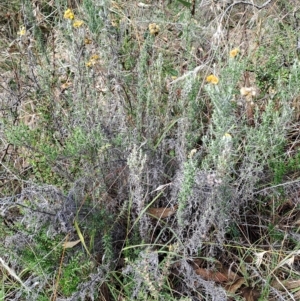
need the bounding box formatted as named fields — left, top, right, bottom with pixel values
left=230, top=48, right=239, bottom=58
left=206, top=74, right=219, bottom=84
left=149, top=23, right=160, bottom=35
left=64, top=8, right=74, bottom=20
left=73, top=20, right=84, bottom=28
left=64, top=9, right=84, bottom=28
left=86, top=54, right=100, bottom=67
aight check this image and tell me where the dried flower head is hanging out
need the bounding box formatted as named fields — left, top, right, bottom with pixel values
left=84, top=37, right=92, bottom=45
left=90, top=54, right=100, bottom=61
left=230, top=48, right=239, bottom=58
left=86, top=54, right=100, bottom=67
left=188, top=149, right=197, bottom=159
left=85, top=61, right=93, bottom=68
left=149, top=23, right=160, bottom=35
left=240, top=87, right=257, bottom=98
left=64, top=8, right=74, bottom=20
left=73, top=20, right=84, bottom=28
left=18, top=26, right=26, bottom=36
left=206, top=74, right=219, bottom=84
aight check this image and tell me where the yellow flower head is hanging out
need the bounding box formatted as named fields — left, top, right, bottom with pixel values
left=64, top=8, right=74, bottom=20
left=230, top=48, right=239, bottom=58
left=86, top=54, right=100, bottom=67
left=206, top=74, right=219, bottom=84
left=85, top=61, right=93, bottom=68
left=90, top=54, right=100, bottom=61
left=149, top=23, right=160, bottom=35
left=73, top=20, right=84, bottom=28
left=18, top=26, right=26, bottom=36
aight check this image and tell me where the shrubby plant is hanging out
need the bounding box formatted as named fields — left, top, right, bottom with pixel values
left=1, top=0, right=300, bottom=300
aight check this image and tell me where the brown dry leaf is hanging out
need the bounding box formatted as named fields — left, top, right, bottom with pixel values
left=7, top=41, right=20, bottom=53
left=285, top=280, right=300, bottom=290
left=195, top=268, right=228, bottom=283
left=147, top=205, right=178, bottom=219
left=220, top=267, right=239, bottom=282
left=272, top=278, right=300, bottom=291
left=225, top=277, right=245, bottom=294
left=63, top=239, right=81, bottom=249
left=190, top=258, right=204, bottom=270
left=240, top=287, right=260, bottom=301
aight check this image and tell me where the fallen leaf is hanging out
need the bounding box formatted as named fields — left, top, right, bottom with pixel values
left=194, top=268, right=228, bottom=283
left=190, top=258, right=204, bottom=269
left=240, top=287, right=260, bottom=301
left=225, top=277, right=245, bottom=294
left=147, top=205, right=178, bottom=219
left=285, top=279, right=300, bottom=290
left=63, top=239, right=81, bottom=249
left=7, top=41, right=20, bottom=53
left=74, top=219, right=91, bottom=256
left=0, top=257, right=29, bottom=291
left=220, top=266, right=239, bottom=282
left=272, top=278, right=300, bottom=290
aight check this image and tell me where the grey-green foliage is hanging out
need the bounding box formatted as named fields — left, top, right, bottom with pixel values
left=127, top=145, right=149, bottom=239
left=180, top=259, right=227, bottom=300
left=172, top=166, right=232, bottom=255
left=176, top=159, right=197, bottom=226
left=202, top=59, right=243, bottom=172
left=2, top=0, right=300, bottom=299
left=237, top=81, right=293, bottom=200
left=83, top=0, right=106, bottom=34
left=171, top=52, right=294, bottom=257
left=122, top=248, right=161, bottom=300
left=136, top=35, right=158, bottom=143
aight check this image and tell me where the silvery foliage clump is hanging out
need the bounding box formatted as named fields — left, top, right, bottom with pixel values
left=127, top=144, right=151, bottom=240
left=178, top=259, right=227, bottom=301
left=123, top=247, right=161, bottom=299
left=168, top=55, right=294, bottom=257
left=172, top=164, right=234, bottom=255
left=1, top=184, right=73, bottom=239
